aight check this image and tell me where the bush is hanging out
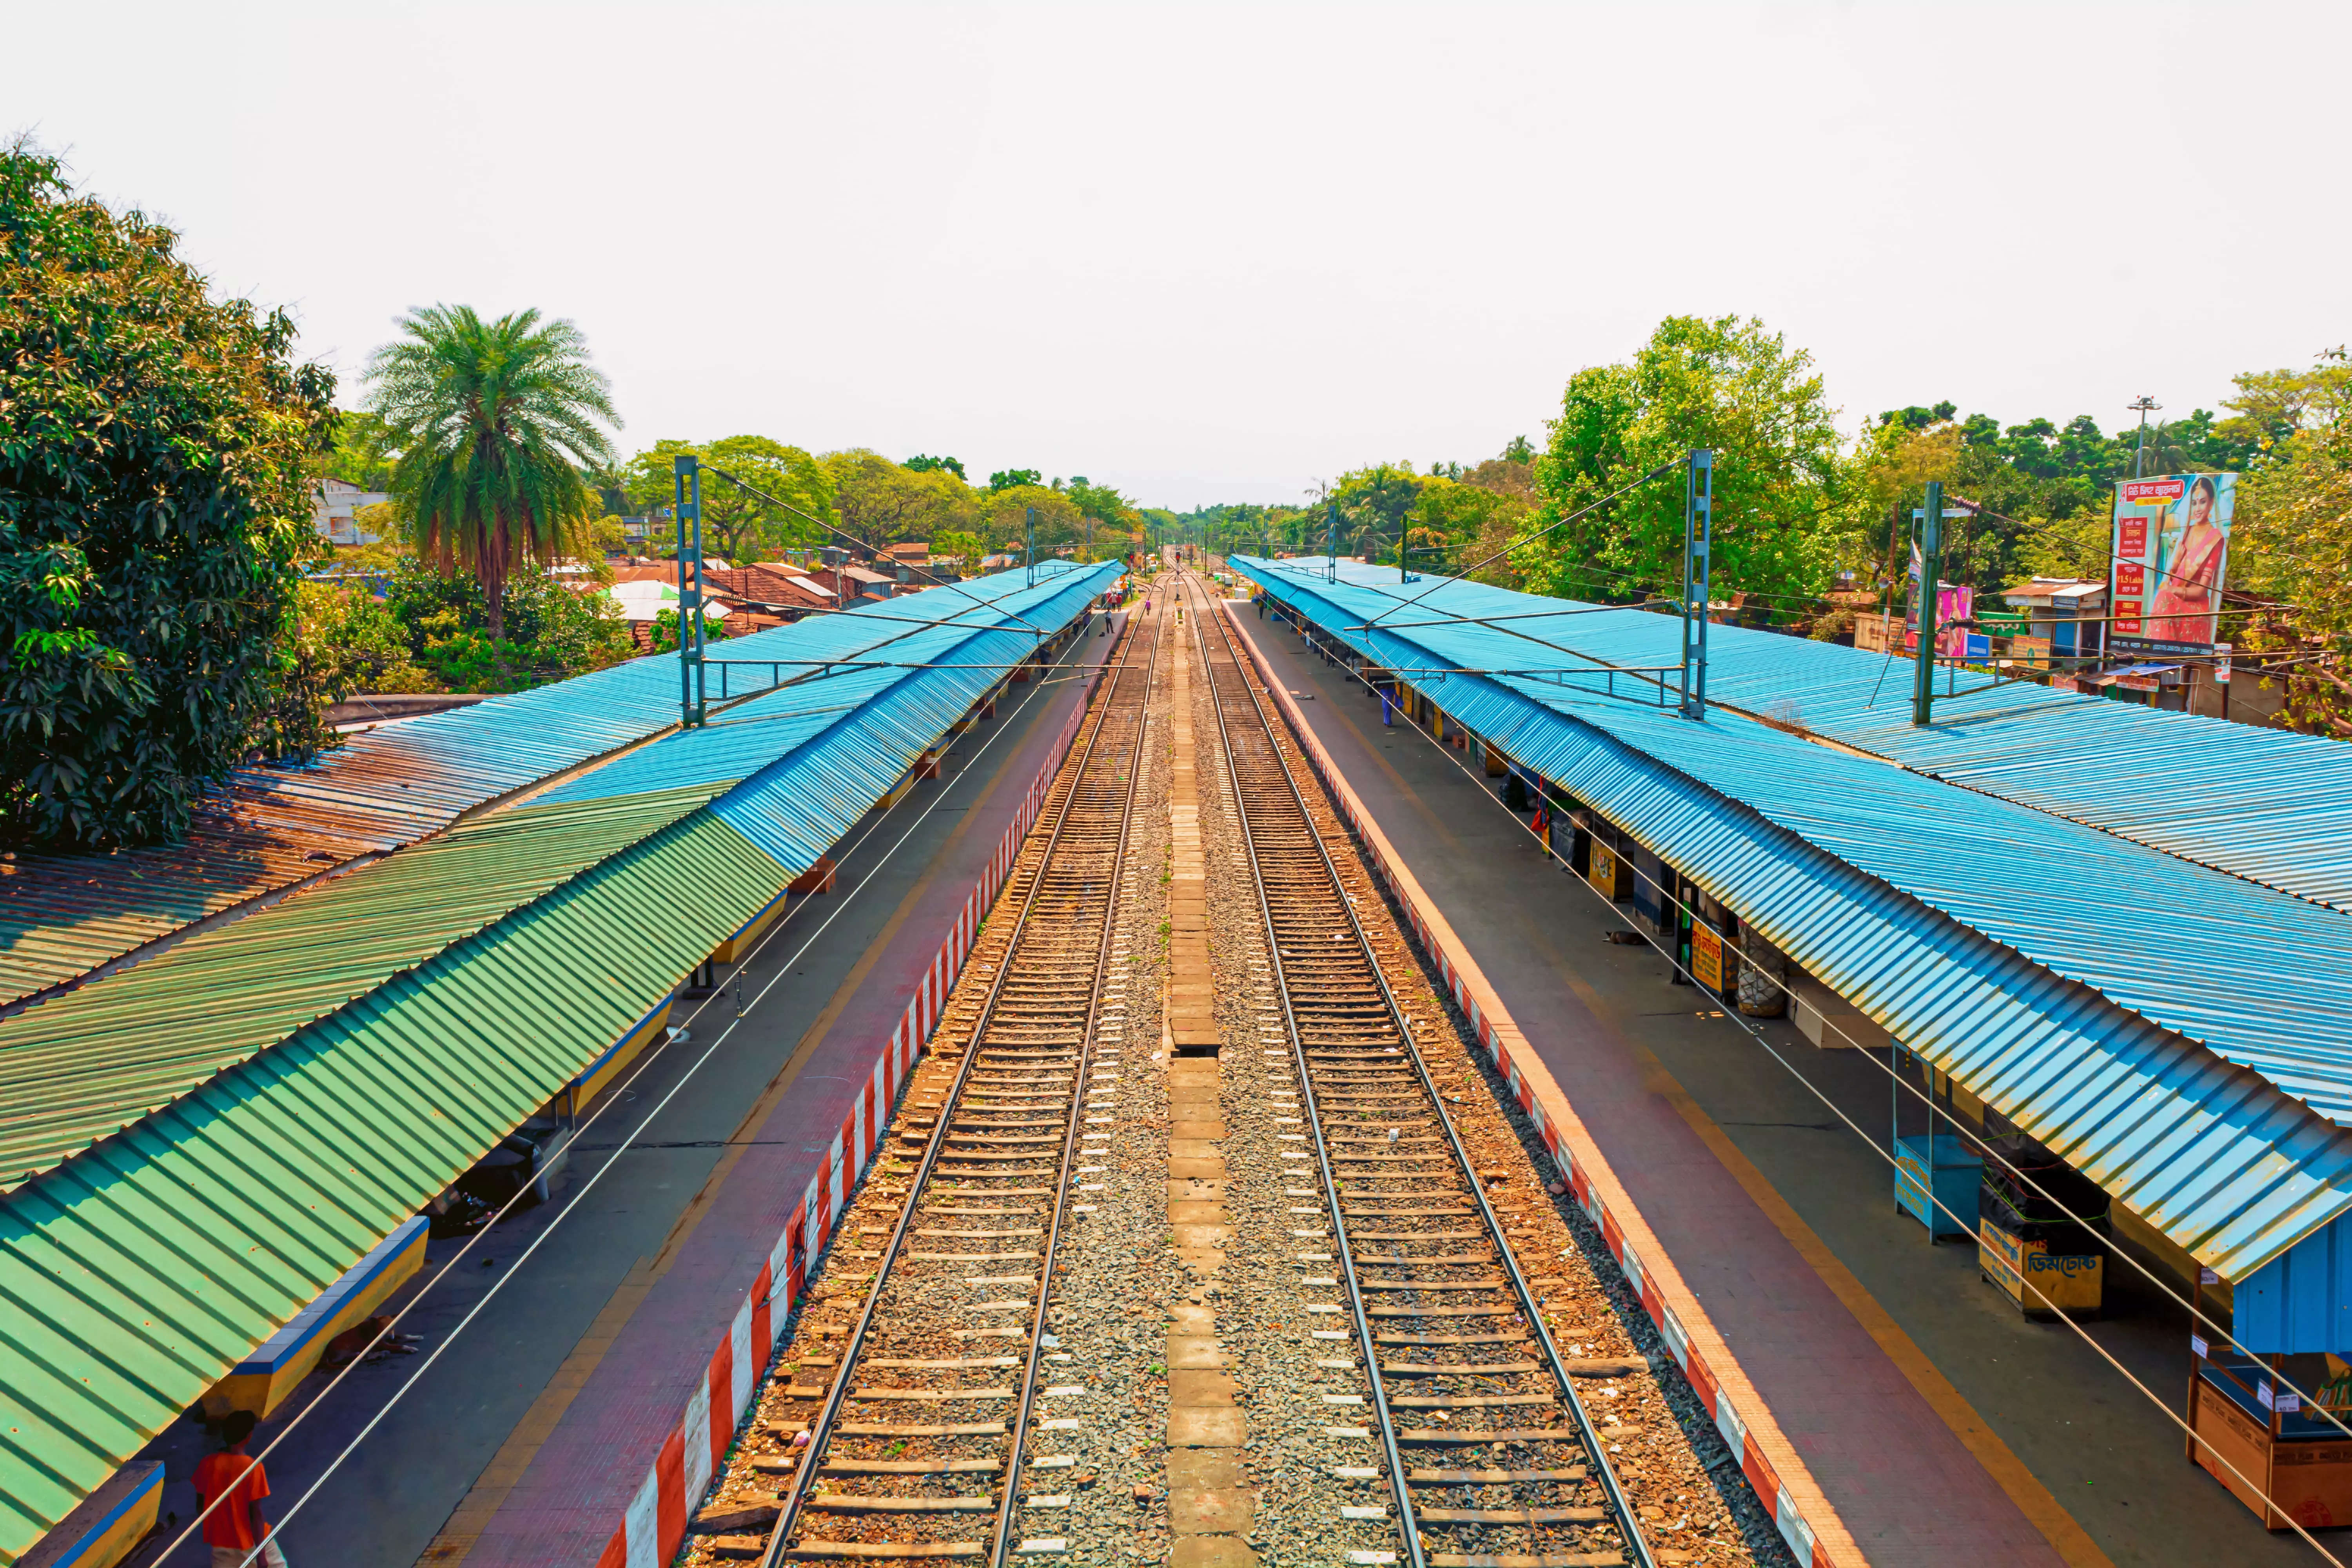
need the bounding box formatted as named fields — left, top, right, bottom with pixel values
left=0, top=143, right=335, bottom=849
left=376, top=557, right=632, bottom=692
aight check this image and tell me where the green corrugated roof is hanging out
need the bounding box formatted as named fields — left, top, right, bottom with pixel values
left=0, top=784, right=727, bottom=1188
left=0, top=564, right=1119, bottom=1559
left=0, top=811, right=787, bottom=1561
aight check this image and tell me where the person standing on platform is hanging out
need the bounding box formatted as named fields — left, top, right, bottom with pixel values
left=194, top=1411, right=288, bottom=1567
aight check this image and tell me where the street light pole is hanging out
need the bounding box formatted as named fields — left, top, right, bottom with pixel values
left=2128, top=395, right=2161, bottom=479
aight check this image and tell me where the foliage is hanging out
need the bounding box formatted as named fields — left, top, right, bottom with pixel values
left=980, top=484, right=1083, bottom=553
left=1, top=142, right=336, bottom=850
left=377, top=555, right=630, bottom=691
left=647, top=605, right=734, bottom=656
left=291, top=579, right=437, bottom=699
left=1525, top=314, right=1851, bottom=617
left=1415, top=463, right=1536, bottom=587
left=906, top=453, right=966, bottom=480
left=988, top=468, right=1042, bottom=492
left=621, top=435, right=832, bottom=561
left=367, top=305, right=619, bottom=639
left=1332, top=463, right=1423, bottom=561
left=2230, top=348, right=2352, bottom=737
left=823, top=448, right=975, bottom=552
left=317, top=407, right=401, bottom=491
left=931, top=528, right=984, bottom=564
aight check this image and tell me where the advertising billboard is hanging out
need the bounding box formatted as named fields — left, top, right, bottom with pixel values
left=1906, top=543, right=1975, bottom=657
left=2111, top=473, right=2234, bottom=658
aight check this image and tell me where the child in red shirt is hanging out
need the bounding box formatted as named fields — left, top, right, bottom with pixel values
left=193, top=1411, right=289, bottom=1567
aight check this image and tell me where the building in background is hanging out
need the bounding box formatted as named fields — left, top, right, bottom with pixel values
left=313, top=478, right=390, bottom=546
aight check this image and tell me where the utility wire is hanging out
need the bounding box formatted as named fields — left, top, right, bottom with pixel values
left=1242, top=602, right=2352, bottom=1563
left=1353, top=461, right=1683, bottom=632
left=1263, top=595, right=2352, bottom=1451
left=171, top=617, right=1116, bottom=1568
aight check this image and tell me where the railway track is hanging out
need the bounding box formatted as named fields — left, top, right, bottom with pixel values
left=1183, top=571, right=1654, bottom=1568
left=757, top=604, right=1164, bottom=1565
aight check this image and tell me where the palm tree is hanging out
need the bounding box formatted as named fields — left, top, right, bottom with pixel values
left=367, top=306, right=620, bottom=639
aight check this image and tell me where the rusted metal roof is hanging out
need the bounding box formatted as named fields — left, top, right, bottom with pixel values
left=0, top=564, right=1114, bottom=1188
left=0, top=562, right=1116, bottom=1559
left=0, top=661, right=685, bottom=1007
left=0, top=563, right=1092, bottom=1007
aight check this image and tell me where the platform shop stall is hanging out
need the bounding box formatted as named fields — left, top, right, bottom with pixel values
left=2189, top=1212, right=2352, bottom=1530
left=1976, top=1137, right=2109, bottom=1318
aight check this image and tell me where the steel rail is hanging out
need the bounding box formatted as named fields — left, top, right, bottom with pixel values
left=1187, top=572, right=1656, bottom=1568
left=1180, top=575, right=1423, bottom=1564
left=760, top=597, right=1163, bottom=1567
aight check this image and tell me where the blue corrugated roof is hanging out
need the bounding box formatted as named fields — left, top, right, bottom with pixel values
left=549, top=562, right=1121, bottom=871
left=1255, top=562, right=2352, bottom=912
left=1238, top=557, right=2352, bottom=1278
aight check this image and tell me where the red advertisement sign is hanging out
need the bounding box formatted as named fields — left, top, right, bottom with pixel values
left=2110, top=474, right=2234, bottom=657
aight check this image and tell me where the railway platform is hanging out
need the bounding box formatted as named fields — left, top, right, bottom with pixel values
left=1236, top=602, right=2315, bottom=1568
left=136, top=615, right=1130, bottom=1568
left=1232, top=602, right=2314, bottom=1568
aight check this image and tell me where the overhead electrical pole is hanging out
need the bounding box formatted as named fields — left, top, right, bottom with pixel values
left=675, top=453, right=708, bottom=728
left=1679, top=449, right=1713, bottom=721
left=1911, top=479, right=1944, bottom=727
left=1025, top=505, right=1037, bottom=587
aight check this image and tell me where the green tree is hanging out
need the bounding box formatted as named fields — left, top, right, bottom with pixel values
left=988, top=467, right=1042, bottom=492
left=824, top=449, right=975, bottom=553
left=1333, top=463, right=1424, bottom=562
left=906, top=454, right=966, bottom=480
left=377, top=555, right=630, bottom=691
left=931, top=528, right=984, bottom=566
left=980, top=484, right=1082, bottom=553
left=622, top=436, right=833, bottom=561
left=2230, top=348, right=2352, bottom=736
left=293, top=580, right=438, bottom=701
left=2, top=143, right=336, bottom=849
left=1527, top=314, right=1851, bottom=615
left=318, top=407, right=401, bottom=490
left=367, top=305, right=619, bottom=641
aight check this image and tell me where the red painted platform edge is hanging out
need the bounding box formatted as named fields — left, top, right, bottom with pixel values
left=1226, top=602, right=1865, bottom=1568
left=591, top=661, right=1107, bottom=1568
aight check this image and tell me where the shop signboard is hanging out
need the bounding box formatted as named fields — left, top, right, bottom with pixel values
left=1692, top=922, right=1728, bottom=993
left=2111, top=473, right=2235, bottom=658
left=2008, top=635, right=2053, bottom=669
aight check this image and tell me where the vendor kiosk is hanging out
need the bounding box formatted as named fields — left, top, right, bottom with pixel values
left=2188, top=1214, right=2352, bottom=1530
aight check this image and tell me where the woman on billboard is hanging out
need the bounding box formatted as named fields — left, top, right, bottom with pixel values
left=2145, top=475, right=2229, bottom=644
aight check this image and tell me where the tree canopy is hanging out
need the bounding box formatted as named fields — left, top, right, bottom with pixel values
left=1524, top=314, right=1851, bottom=612
left=367, top=305, right=619, bottom=639
left=622, top=435, right=832, bottom=561
left=2, top=143, right=337, bottom=849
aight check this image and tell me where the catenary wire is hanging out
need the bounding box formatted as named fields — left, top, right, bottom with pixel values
left=170, top=609, right=1122, bottom=1568
left=1258, top=590, right=2352, bottom=1444
left=1246, top=593, right=2352, bottom=1561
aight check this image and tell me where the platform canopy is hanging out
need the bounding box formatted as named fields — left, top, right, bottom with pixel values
left=0, top=561, right=1119, bottom=1562
left=1235, top=556, right=2352, bottom=1291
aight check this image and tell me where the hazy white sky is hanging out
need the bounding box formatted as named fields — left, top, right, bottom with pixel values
left=7, top=2, right=2342, bottom=508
